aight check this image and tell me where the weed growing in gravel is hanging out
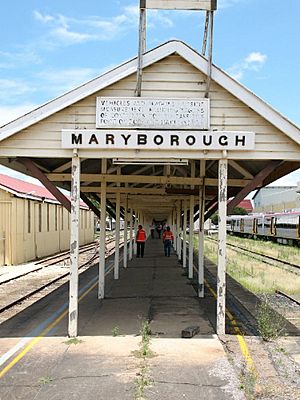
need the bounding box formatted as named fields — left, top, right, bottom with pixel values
left=63, top=337, right=82, bottom=345
left=112, top=326, right=120, bottom=337
left=239, top=364, right=258, bottom=400
left=256, top=296, right=286, bottom=341
left=134, top=321, right=154, bottom=400
left=38, top=376, right=53, bottom=385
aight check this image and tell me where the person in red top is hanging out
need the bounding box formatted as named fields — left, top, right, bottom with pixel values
left=136, top=224, right=146, bottom=258
left=162, top=226, right=174, bottom=257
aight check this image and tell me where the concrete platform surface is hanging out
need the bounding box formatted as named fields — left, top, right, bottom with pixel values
left=0, top=239, right=244, bottom=399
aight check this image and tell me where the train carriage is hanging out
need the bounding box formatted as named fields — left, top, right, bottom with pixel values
left=227, top=211, right=300, bottom=245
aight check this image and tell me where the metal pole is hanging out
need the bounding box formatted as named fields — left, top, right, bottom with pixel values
left=98, top=159, right=107, bottom=299
left=198, top=160, right=206, bottom=298
left=217, top=158, right=228, bottom=335
left=114, top=190, right=120, bottom=280
left=183, top=199, right=187, bottom=269
left=68, top=150, right=80, bottom=337
left=202, top=11, right=210, bottom=55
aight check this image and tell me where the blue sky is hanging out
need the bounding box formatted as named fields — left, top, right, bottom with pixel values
left=0, top=0, right=300, bottom=186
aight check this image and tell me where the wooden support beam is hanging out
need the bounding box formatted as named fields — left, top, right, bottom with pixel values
left=18, top=157, right=71, bottom=213
left=46, top=173, right=251, bottom=188
left=262, top=161, right=300, bottom=187
left=80, top=192, right=100, bottom=218
left=228, top=160, right=254, bottom=179
left=198, top=160, right=206, bottom=298
left=227, top=160, right=282, bottom=214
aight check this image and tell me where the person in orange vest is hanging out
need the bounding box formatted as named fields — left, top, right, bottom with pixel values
left=136, top=224, right=146, bottom=258
left=162, top=226, right=174, bottom=257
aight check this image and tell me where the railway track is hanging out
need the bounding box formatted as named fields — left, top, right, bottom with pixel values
left=0, top=236, right=123, bottom=320
left=206, top=236, right=300, bottom=275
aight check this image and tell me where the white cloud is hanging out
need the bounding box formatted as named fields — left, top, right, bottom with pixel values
left=0, top=104, right=38, bottom=128
left=0, top=79, right=35, bottom=102
left=33, top=5, right=175, bottom=46
left=227, top=51, right=267, bottom=80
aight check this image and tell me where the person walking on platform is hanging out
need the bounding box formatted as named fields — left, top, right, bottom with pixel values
left=136, top=225, right=146, bottom=258
left=162, top=226, right=174, bottom=257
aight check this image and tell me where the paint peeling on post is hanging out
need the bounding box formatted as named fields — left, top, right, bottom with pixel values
left=217, top=158, right=228, bottom=335
left=98, top=159, right=107, bottom=299
left=68, top=150, right=80, bottom=337
left=183, top=199, right=188, bottom=269
left=198, top=159, right=206, bottom=298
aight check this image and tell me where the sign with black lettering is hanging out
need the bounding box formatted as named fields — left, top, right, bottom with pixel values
left=96, top=97, right=210, bottom=130
left=61, top=130, right=255, bottom=150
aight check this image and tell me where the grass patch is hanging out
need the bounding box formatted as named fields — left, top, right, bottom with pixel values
left=134, top=321, right=154, bottom=399
left=63, top=337, right=83, bottom=345
left=112, top=326, right=121, bottom=337
left=256, top=296, right=286, bottom=341
left=38, top=376, right=53, bottom=385
left=195, top=235, right=300, bottom=295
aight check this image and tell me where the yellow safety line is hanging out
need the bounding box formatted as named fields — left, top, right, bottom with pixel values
left=203, top=275, right=254, bottom=371
left=0, top=265, right=114, bottom=379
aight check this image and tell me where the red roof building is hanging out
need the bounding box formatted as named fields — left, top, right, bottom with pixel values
left=0, top=173, right=87, bottom=208
left=237, top=199, right=253, bottom=213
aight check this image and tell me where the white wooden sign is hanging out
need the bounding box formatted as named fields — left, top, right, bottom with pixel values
left=62, top=130, right=255, bottom=150
left=96, top=97, right=210, bottom=130
left=145, top=0, right=217, bottom=10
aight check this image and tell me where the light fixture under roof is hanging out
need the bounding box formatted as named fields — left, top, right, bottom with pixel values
left=112, top=158, right=189, bottom=165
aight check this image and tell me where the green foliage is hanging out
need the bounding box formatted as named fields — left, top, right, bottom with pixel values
left=256, top=296, right=286, bottom=341
left=231, top=207, right=248, bottom=215
left=38, top=376, right=53, bottom=385
left=112, top=326, right=120, bottom=337
left=63, top=337, right=83, bottom=345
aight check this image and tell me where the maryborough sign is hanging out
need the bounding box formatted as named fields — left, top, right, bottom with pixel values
left=61, top=97, right=255, bottom=151
left=61, top=130, right=255, bottom=150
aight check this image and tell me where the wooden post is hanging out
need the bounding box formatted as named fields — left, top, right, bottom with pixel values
left=135, top=1, right=146, bottom=96
left=188, top=195, right=195, bottom=279
left=198, top=160, right=206, bottom=298
left=68, top=151, right=80, bottom=337
left=188, top=161, right=195, bottom=279
left=183, top=199, right=188, bottom=269
left=173, top=208, right=177, bottom=251
left=98, top=159, right=107, bottom=299
left=123, top=196, right=128, bottom=268
left=114, top=191, right=121, bottom=280
left=129, top=206, right=133, bottom=260
left=134, top=208, right=138, bottom=255
left=217, top=158, right=228, bottom=335
left=177, top=203, right=182, bottom=259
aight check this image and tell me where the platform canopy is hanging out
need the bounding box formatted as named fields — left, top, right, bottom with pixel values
left=0, top=40, right=299, bottom=221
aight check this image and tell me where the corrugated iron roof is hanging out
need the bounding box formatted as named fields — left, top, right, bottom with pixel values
left=0, top=173, right=88, bottom=208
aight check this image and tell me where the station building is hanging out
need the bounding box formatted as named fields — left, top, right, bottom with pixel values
left=0, top=38, right=299, bottom=335
left=0, top=173, right=94, bottom=265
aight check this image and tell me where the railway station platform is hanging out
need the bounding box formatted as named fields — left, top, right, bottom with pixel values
left=0, top=239, right=243, bottom=400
